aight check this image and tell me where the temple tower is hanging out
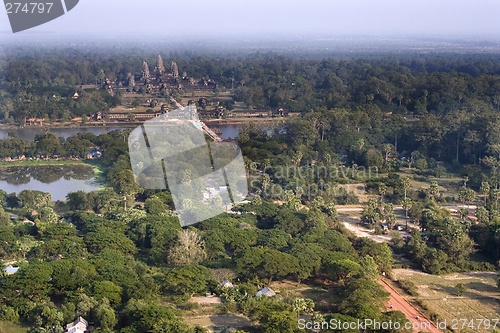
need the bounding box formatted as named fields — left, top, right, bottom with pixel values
left=142, top=61, right=150, bottom=80
left=171, top=61, right=179, bottom=78
left=155, top=55, right=165, bottom=75
left=128, top=73, right=136, bottom=87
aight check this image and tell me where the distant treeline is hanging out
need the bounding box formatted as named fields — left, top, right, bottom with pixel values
left=0, top=130, right=129, bottom=163
left=1, top=49, right=500, bottom=121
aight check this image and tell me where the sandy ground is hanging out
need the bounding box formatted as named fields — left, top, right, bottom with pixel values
left=189, top=296, right=222, bottom=305
left=340, top=214, right=394, bottom=243
left=184, top=314, right=254, bottom=332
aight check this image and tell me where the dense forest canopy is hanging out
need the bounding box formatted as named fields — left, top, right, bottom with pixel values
left=1, top=44, right=500, bottom=332
left=2, top=48, right=500, bottom=165
left=2, top=48, right=500, bottom=116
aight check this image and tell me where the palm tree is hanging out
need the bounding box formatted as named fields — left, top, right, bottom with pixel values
left=401, top=198, right=413, bottom=229
left=292, top=298, right=315, bottom=318
left=292, top=298, right=307, bottom=318
left=493, top=189, right=500, bottom=210
left=379, top=183, right=387, bottom=204
left=402, top=177, right=410, bottom=199
left=429, top=181, right=439, bottom=200
left=480, top=181, right=490, bottom=206
left=304, top=298, right=315, bottom=314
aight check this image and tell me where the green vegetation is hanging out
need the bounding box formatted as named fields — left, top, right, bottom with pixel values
left=0, top=185, right=397, bottom=332
left=0, top=160, right=85, bottom=167
left=0, top=321, right=28, bottom=333
left=1, top=47, right=500, bottom=332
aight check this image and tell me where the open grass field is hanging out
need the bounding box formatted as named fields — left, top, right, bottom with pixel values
left=392, top=268, right=500, bottom=333
left=0, top=321, right=28, bottom=333
left=396, top=170, right=464, bottom=198
left=0, top=159, right=85, bottom=168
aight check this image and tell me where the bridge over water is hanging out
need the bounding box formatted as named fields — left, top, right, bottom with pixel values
left=169, top=97, right=223, bottom=142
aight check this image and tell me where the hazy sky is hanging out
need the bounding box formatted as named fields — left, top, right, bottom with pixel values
left=0, top=0, right=499, bottom=39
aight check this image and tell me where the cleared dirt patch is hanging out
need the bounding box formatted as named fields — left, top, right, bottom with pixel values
left=184, top=314, right=254, bottom=333
left=189, top=296, right=222, bottom=305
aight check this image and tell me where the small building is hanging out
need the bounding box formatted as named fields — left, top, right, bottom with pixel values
left=3, top=265, right=19, bottom=275
left=72, top=92, right=80, bottom=99
left=255, top=287, right=276, bottom=298
left=221, top=280, right=234, bottom=289
left=204, top=186, right=229, bottom=201
left=22, top=219, right=35, bottom=225
left=91, top=111, right=103, bottom=122
left=87, top=149, right=102, bottom=159
left=26, top=118, right=44, bottom=126
left=65, top=317, right=88, bottom=333
left=273, top=107, right=286, bottom=117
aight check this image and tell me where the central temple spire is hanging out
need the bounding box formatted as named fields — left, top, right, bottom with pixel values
left=156, top=55, right=165, bottom=75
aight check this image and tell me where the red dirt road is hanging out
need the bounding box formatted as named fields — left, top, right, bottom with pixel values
left=379, top=279, right=442, bottom=333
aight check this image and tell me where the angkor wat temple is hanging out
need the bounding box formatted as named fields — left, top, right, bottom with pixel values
left=105, top=55, right=217, bottom=95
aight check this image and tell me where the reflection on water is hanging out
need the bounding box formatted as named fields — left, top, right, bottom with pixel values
left=213, top=124, right=239, bottom=139
left=0, top=127, right=131, bottom=141
left=0, top=125, right=240, bottom=201
left=0, top=124, right=239, bottom=141
left=0, top=165, right=100, bottom=201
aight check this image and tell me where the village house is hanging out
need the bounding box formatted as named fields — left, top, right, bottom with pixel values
left=65, top=316, right=88, bottom=333
left=255, top=287, right=276, bottom=297
left=3, top=265, right=19, bottom=275
left=221, top=280, right=234, bottom=289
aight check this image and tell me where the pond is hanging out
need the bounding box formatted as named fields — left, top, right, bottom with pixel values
left=0, top=165, right=101, bottom=201
left=0, top=124, right=241, bottom=201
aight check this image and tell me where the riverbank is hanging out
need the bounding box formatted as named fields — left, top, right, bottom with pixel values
left=0, top=115, right=289, bottom=130
left=0, top=122, right=134, bottom=130
left=84, top=159, right=108, bottom=185
left=0, top=159, right=86, bottom=168
left=202, top=117, right=288, bottom=125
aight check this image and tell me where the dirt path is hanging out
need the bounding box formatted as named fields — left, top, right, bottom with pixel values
left=379, top=278, right=442, bottom=333
left=341, top=216, right=392, bottom=243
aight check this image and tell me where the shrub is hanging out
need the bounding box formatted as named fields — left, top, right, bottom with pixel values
left=455, top=283, right=466, bottom=296
left=398, top=279, right=419, bottom=296
left=0, top=305, right=20, bottom=322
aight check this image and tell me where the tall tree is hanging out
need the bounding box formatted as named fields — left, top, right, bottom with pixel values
left=168, top=229, right=207, bottom=266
